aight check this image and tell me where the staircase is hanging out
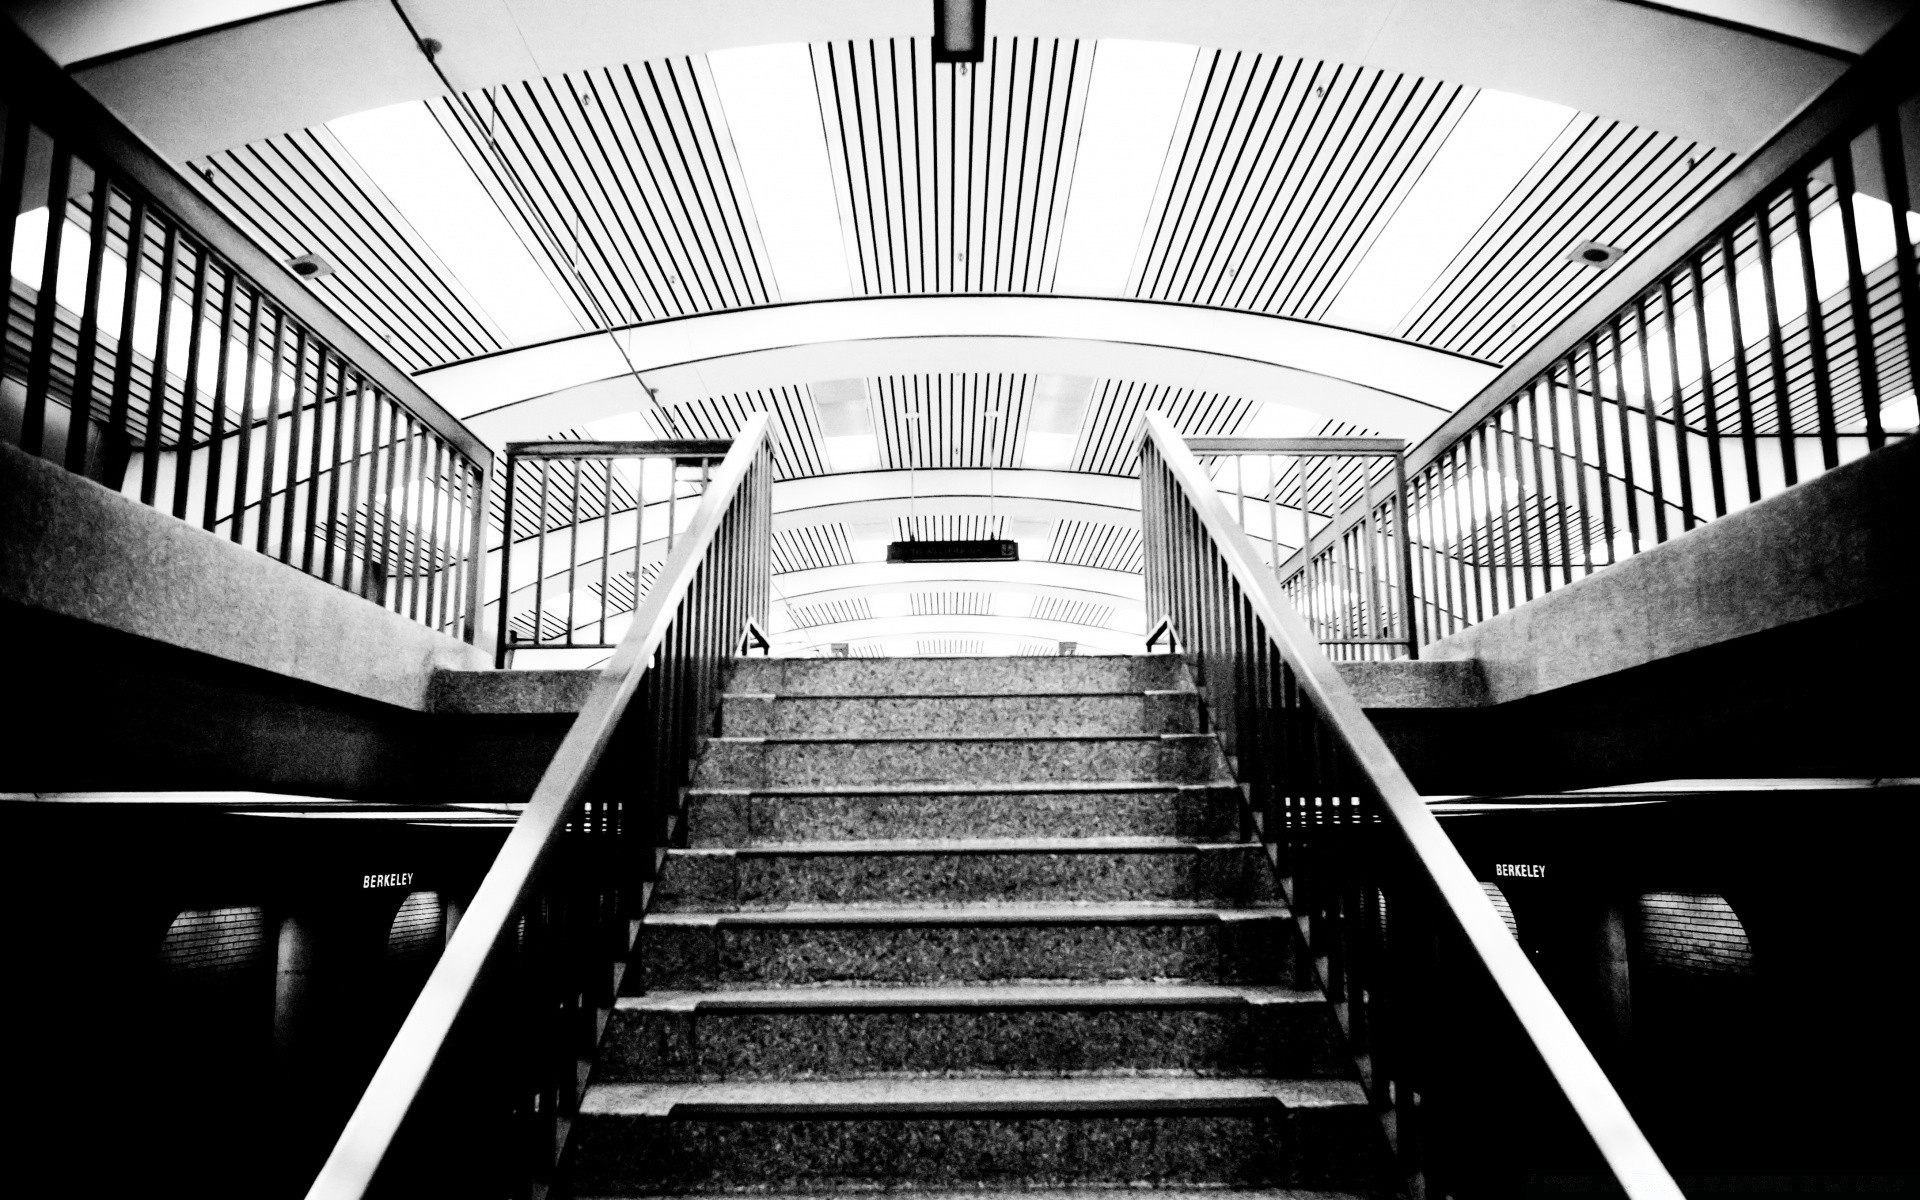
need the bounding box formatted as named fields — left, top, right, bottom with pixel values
left=569, top=655, right=1391, bottom=1197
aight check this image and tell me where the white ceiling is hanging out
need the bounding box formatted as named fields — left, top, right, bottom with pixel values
left=11, top=0, right=1905, bottom=654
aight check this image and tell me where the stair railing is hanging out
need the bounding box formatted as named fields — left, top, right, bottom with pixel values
left=304, top=413, right=773, bottom=1200
left=1287, top=17, right=1918, bottom=651
left=1185, top=436, right=1416, bottom=661
left=1140, top=412, right=1680, bottom=1197
left=492, top=438, right=734, bottom=667
left=1, top=20, right=492, bottom=642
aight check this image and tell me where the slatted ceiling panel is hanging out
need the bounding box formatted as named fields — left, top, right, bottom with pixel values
left=772, top=525, right=855, bottom=574
left=1402, top=120, right=1737, bottom=361
left=1029, top=595, right=1114, bottom=626
left=815, top=38, right=1090, bottom=295
left=788, top=598, right=874, bottom=627
left=912, top=591, right=993, bottom=616
left=432, top=60, right=771, bottom=327
left=1138, top=55, right=1471, bottom=316
left=190, top=133, right=504, bottom=371
left=1047, top=519, right=1144, bottom=573
left=1014, top=641, right=1059, bottom=656
left=591, top=561, right=662, bottom=619
left=1073, top=380, right=1258, bottom=476
left=667, top=386, right=827, bottom=479
left=872, top=373, right=1033, bottom=469
left=895, top=513, right=1007, bottom=541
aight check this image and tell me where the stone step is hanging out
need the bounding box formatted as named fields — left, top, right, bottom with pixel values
left=577, top=1190, right=1372, bottom=1200
left=635, top=903, right=1303, bottom=990
left=684, top=783, right=1245, bottom=845
left=599, top=982, right=1347, bottom=1082
left=654, top=839, right=1275, bottom=909
left=719, top=691, right=1199, bottom=738
left=727, top=655, right=1188, bottom=697
left=692, top=735, right=1229, bottom=787
left=569, top=1075, right=1382, bottom=1194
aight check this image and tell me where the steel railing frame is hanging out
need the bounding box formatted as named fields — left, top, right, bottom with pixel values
left=1186, top=436, right=1417, bottom=660
left=2, top=18, right=492, bottom=641
left=1285, top=15, right=1920, bottom=650
left=304, top=414, right=772, bottom=1199
left=1141, top=411, right=1681, bottom=1197
left=492, top=439, right=734, bottom=666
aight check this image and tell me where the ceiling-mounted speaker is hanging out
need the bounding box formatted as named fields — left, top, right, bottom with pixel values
left=932, top=0, right=985, bottom=64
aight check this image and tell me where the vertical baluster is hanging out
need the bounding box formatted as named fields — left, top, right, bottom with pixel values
left=66, top=171, right=113, bottom=475
left=0, top=108, right=26, bottom=309
left=137, top=222, right=180, bottom=502
left=171, top=245, right=210, bottom=521
left=1687, top=255, right=1731, bottom=516
left=276, top=328, right=310, bottom=560
left=1523, top=381, right=1551, bottom=600
left=1789, top=180, right=1840, bottom=468
left=600, top=456, right=615, bottom=644
left=1488, top=403, right=1520, bottom=612
left=1578, top=338, right=1613, bottom=567
left=339, top=375, right=369, bottom=593
left=226, top=289, right=263, bottom=543
left=495, top=453, right=521, bottom=667
left=400, top=419, right=424, bottom=620
left=301, top=348, right=332, bottom=574
left=1880, top=112, right=1920, bottom=423
left=1606, top=319, right=1642, bottom=555
left=1631, top=297, right=1669, bottom=544
left=1753, top=200, right=1800, bottom=486
left=423, top=438, right=448, bottom=628
left=320, top=357, right=350, bottom=581
left=1392, top=449, right=1417, bottom=658
left=373, top=397, right=403, bottom=607
left=1545, top=364, right=1577, bottom=585
left=255, top=309, right=288, bottom=554
left=1833, top=147, right=1887, bottom=449
left=565, top=457, right=584, bottom=645
left=533, top=459, right=552, bottom=644
left=1658, top=278, right=1699, bottom=532
left=200, top=271, right=239, bottom=531
left=1720, top=228, right=1765, bottom=503
left=22, top=147, right=72, bottom=457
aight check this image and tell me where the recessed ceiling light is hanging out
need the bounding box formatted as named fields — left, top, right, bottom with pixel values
left=285, top=252, right=334, bottom=280
left=1568, top=241, right=1624, bottom=268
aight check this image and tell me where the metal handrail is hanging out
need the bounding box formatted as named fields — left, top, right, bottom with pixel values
left=304, top=413, right=772, bottom=1199
left=1141, top=411, right=1680, bottom=1195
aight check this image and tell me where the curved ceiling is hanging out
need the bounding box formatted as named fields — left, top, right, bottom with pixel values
left=14, top=0, right=1904, bottom=655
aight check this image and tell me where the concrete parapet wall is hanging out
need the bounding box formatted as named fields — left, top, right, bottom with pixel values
left=1423, top=435, right=1918, bottom=704
left=1, top=441, right=487, bottom=710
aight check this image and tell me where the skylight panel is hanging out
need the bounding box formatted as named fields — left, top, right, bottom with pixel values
left=328, top=101, right=580, bottom=346
left=1325, top=89, right=1574, bottom=335
left=1023, top=375, right=1094, bottom=469
left=812, top=379, right=881, bottom=472
left=708, top=44, right=852, bottom=302
left=1052, top=40, right=1198, bottom=296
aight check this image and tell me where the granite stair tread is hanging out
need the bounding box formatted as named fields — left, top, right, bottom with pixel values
left=668, top=837, right=1247, bottom=855
left=645, top=902, right=1290, bottom=927
left=687, top=781, right=1237, bottom=796
left=569, top=655, right=1387, bottom=1194
left=580, top=1075, right=1370, bottom=1118
left=617, top=982, right=1327, bottom=1011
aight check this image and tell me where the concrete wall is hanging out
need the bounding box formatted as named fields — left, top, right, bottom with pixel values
left=2, top=441, right=488, bottom=711
left=1422, top=434, right=1919, bottom=705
